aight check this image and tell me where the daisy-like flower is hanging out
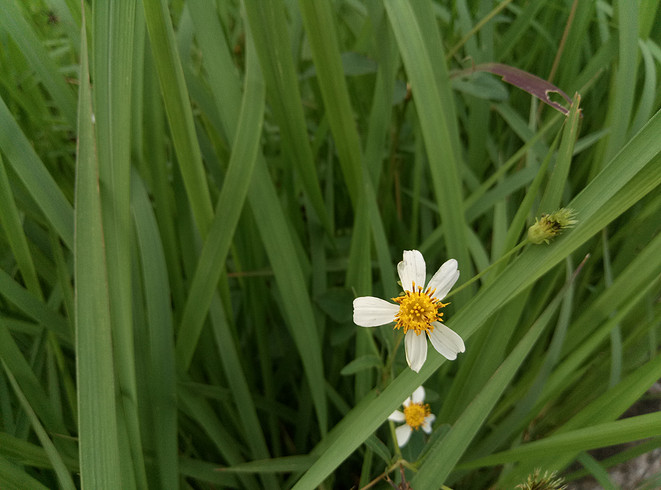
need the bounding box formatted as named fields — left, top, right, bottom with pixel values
left=388, top=386, right=435, bottom=447
left=353, top=250, right=465, bottom=372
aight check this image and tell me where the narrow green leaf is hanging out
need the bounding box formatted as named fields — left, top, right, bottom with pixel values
left=175, top=28, right=265, bottom=370
left=0, top=456, right=50, bottom=490
left=2, top=360, right=76, bottom=490
left=219, top=455, right=316, bottom=474
left=74, top=16, right=122, bottom=488
left=131, top=171, right=178, bottom=489
left=538, top=93, right=582, bottom=213
left=0, top=0, right=77, bottom=126
left=0, top=96, right=73, bottom=249
left=340, top=355, right=383, bottom=376
left=298, top=0, right=363, bottom=206
left=385, top=0, right=471, bottom=290
left=0, top=154, right=41, bottom=297
left=459, top=411, right=661, bottom=469
left=142, top=0, right=214, bottom=236
left=92, top=2, right=146, bottom=486
left=244, top=0, right=331, bottom=230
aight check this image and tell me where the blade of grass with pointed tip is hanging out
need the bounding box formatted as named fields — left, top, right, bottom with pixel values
left=0, top=324, right=68, bottom=435
left=92, top=2, right=146, bottom=486
left=0, top=455, right=50, bottom=490
left=188, top=2, right=328, bottom=434
left=220, top=455, right=316, bottom=474
left=142, top=0, right=213, bottom=236
left=74, top=17, right=122, bottom=488
left=243, top=0, right=330, bottom=230
left=385, top=0, right=471, bottom=289
left=2, top=360, right=76, bottom=490
left=459, top=410, right=661, bottom=469
left=130, top=170, right=178, bottom=489
left=0, top=1, right=77, bottom=127
left=0, top=154, right=42, bottom=297
left=175, top=27, right=265, bottom=371
left=297, top=0, right=363, bottom=207
left=0, top=270, right=70, bottom=343
left=0, top=96, right=73, bottom=249
left=0, top=431, right=77, bottom=471
left=538, top=93, right=581, bottom=213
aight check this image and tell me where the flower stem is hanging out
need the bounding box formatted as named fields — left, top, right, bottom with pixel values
left=447, top=240, right=528, bottom=298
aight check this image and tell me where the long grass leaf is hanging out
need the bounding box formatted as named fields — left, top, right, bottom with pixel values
left=175, top=27, right=264, bottom=370
left=92, top=2, right=146, bottom=486
left=244, top=0, right=330, bottom=230
left=2, top=360, right=76, bottom=490
left=73, top=17, right=121, bottom=488
left=0, top=1, right=77, bottom=127
left=0, top=96, right=73, bottom=249
left=142, top=0, right=213, bottom=235
left=298, top=0, right=363, bottom=206
left=385, top=0, right=471, bottom=288
left=131, top=171, right=178, bottom=489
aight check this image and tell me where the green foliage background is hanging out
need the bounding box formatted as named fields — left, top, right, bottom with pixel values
left=0, top=0, right=660, bottom=488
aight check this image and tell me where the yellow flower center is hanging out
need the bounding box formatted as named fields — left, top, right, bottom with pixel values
left=403, top=402, right=431, bottom=430
left=392, top=283, right=447, bottom=335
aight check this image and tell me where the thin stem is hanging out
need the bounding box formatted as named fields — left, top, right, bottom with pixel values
left=447, top=240, right=529, bottom=298
left=446, top=0, right=516, bottom=60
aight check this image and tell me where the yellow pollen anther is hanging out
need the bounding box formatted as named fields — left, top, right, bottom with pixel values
left=392, top=282, right=447, bottom=335
left=404, top=402, right=431, bottom=430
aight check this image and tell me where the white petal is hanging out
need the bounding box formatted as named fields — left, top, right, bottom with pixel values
left=388, top=410, right=406, bottom=422
left=411, top=386, right=426, bottom=404
left=395, top=424, right=413, bottom=447
left=427, top=259, right=459, bottom=300
left=402, top=396, right=412, bottom=408
left=397, top=250, right=426, bottom=292
left=421, top=414, right=436, bottom=433
left=405, top=330, right=427, bottom=373
left=353, top=297, right=398, bottom=327
left=428, top=323, right=465, bottom=360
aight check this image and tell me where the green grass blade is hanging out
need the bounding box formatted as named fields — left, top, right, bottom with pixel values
left=0, top=1, right=77, bottom=127
left=247, top=161, right=328, bottom=433
left=130, top=171, right=178, bottom=489
left=142, top=0, right=213, bottom=236
left=0, top=455, right=50, bottom=490
left=2, top=360, right=76, bottom=490
left=385, top=0, right=471, bottom=286
left=73, top=16, right=122, bottom=488
left=0, top=96, right=73, bottom=249
left=175, top=28, right=265, bottom=370
left=538, top=94, right=581, bottom=213
left=459, top=410, right=661, bottom=469
left=298, top=0, right=364, bottom=206
left=92, top=2, right=146, bottom=486
left=187, top=2, right=328, bottom=433
left=244, top=0, right=331, bottom=230
left=0, top=154, right=42, bottom=297
left=0, top=324, right=68, bottom=435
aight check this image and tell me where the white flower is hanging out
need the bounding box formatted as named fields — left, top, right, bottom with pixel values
left=353, top=250, right=465, bottom=372
left=388, top=386, right=436, bottom=447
